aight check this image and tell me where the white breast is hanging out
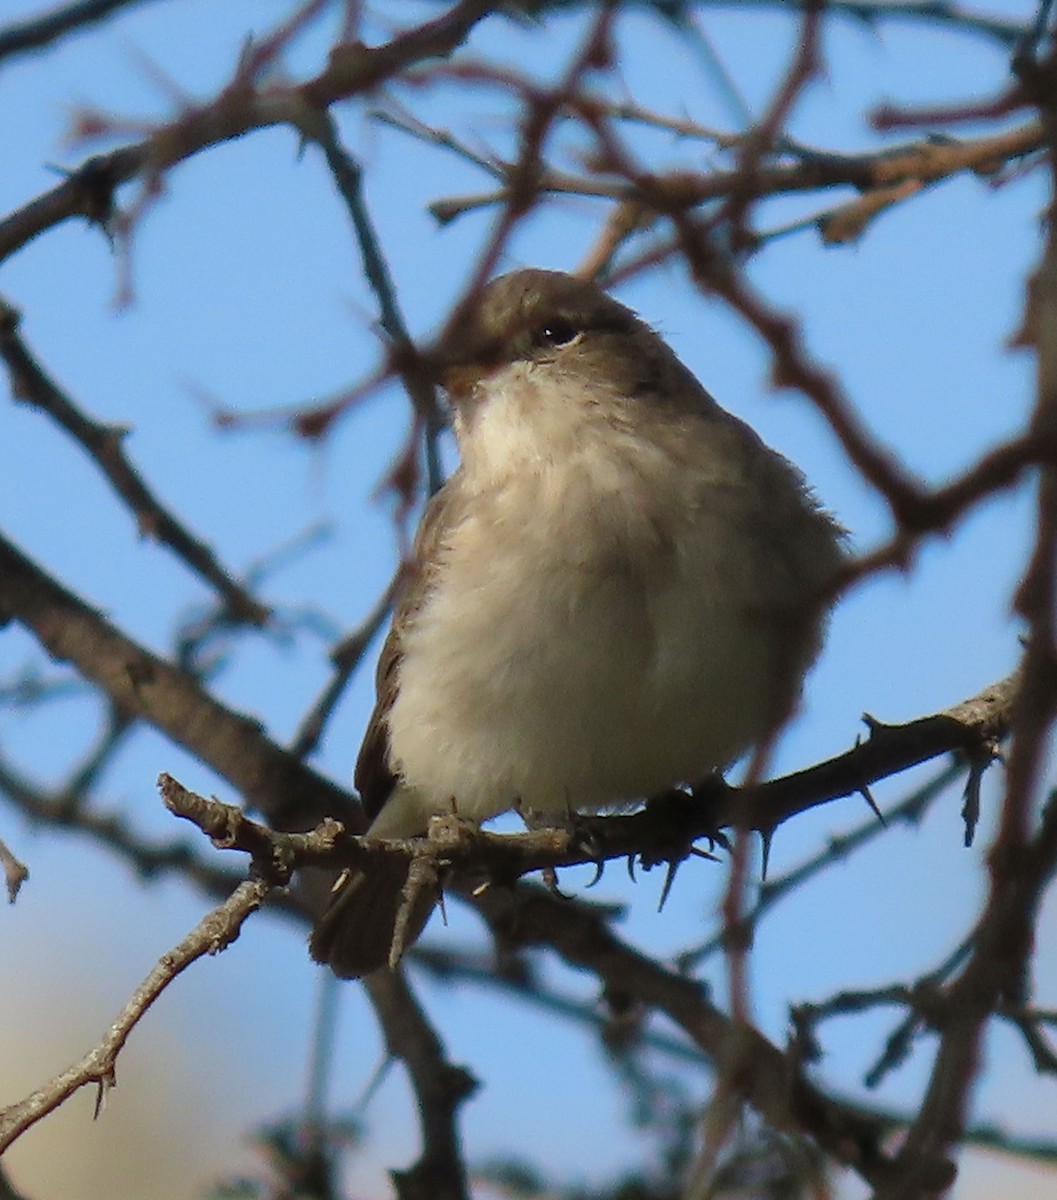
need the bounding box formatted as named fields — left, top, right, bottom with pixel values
left=372, top=364, right=823, bottom=837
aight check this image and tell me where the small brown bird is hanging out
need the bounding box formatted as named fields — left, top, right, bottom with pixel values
left=311, top=268, right=845, bottom=978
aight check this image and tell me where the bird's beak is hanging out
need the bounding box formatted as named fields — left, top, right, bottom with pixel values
left=424, top=339, right=490, bottom=403
left=441, top=362, right=487, bottom=403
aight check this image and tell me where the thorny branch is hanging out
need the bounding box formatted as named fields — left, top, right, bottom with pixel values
left=0, top=1, right=499, bottom=266
left=164, top=777, right=476, bottom=1200
left=677, top=759, right=965, bottom=970
left=0, top=806, right=277, bottom=1157
left=139, top=780, right=905, bottom=1192
left=2, top=0, right=1056, bottom=1194
left=0, top=535, right=1016, bottom=891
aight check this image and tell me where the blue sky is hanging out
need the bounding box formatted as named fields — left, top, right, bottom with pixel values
left=0, top=2, right=1053, bottom=1197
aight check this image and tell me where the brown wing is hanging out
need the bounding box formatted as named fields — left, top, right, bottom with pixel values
left=354, top=476, right=464, bottom=821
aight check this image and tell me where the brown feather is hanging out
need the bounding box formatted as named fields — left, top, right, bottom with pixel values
left=354, top=474, right=468, bottom=821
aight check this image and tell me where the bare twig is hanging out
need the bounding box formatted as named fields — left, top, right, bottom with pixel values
left=364, top=970, right=477, bottom=1200
left=717, top=0, right=825, bottom=248
left=842, top=428, right=1057, bottom=590
left=0, top=750, right=233, bottom=890
left=467, top=879, right=898, bottom=1190
left=307, top=112, right=446, bottom=496
left=0, top=0, right=160, bottom=64
left=872, top=50, right=1057, bottom=1196
left=0, top=873, right=272, bottom=1153
left=423, top=112, right=1042, bottom=233
left=0, top=532, right=359, bottom=833
left=0, top=297, right=269, bottom=625
left=369, top=102, right=509, bottom=178
left=0, top=1, right=499, bottom=266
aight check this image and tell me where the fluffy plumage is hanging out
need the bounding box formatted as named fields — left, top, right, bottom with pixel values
left=310, top=269, right=845, bottom=977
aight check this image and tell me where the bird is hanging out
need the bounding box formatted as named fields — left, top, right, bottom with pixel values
left=310, top=268, right=845, bottom=978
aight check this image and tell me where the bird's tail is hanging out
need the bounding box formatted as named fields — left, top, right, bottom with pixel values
left=309, top=854, right=438, bottom=979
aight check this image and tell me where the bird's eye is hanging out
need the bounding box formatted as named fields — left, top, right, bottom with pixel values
left=533, top=318, right=579, bottom=349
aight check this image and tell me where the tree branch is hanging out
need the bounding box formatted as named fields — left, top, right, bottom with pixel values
left=0, top=0, right=160, bottom=64
left=364, top=971, right=477, bottom=1200
left=0, top=873, right=272, bottom=1154
left=0, top=531, right=358, bottom=834
left=0, top=1, right=499, bottom=266
left=466, top=879, right=899, bottom=1190
left=152, top=666, right=1015, bottom=932
left=866, top=47, right=1057, bottom=1197
left=0, top=297, right=269, bottom=625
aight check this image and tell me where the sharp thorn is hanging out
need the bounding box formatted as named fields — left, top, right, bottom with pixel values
left=759, top=828, right=773, bottom=881
left=657, top=860, right=680, bottom=912
left=862, top=712, right=892, bottom=737
left=860, top=784, right=886, bottom=825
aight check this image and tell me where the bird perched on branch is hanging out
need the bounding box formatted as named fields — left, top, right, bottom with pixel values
left=310, top=268, right=845, bottom=978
